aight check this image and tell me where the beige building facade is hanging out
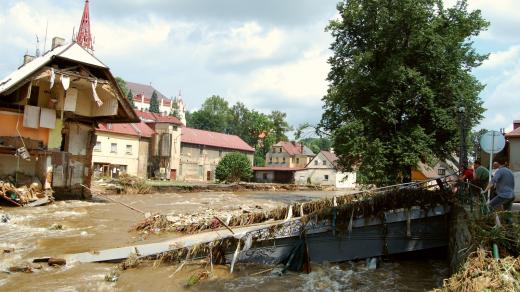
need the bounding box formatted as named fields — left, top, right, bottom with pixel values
left=178, top=127, right=255, bottom=182
left=266, top=141, right=314, bottom=168
left=93, top=122, right=153, bottom=178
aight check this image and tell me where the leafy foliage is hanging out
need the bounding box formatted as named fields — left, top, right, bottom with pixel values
left=127, top=89, right=135, bottom=108
left=215, top=152, right=253, bottom=183
left=169, top=101, right=180, bottom=118
left=320, top=0, right=488, bottom=186
left=187, top=95, right=231, bottom=133
left=269, top=110, right=292, bottom=142
left=149, top=90, right=160, bottom=113
left=187, top=96, right=293, bottom=166
left=299, top=137, right=332, bottom=154
left=115, top=77, right=129, bottom=97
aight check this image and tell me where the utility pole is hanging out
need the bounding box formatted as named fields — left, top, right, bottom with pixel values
left=458, top=106, right=467, bottom=172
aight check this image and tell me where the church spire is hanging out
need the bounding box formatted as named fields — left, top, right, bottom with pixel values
left=76, top=0, right=93, bottom=52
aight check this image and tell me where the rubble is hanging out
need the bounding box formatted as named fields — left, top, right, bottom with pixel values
left=0, top=179, right=54, bottom=207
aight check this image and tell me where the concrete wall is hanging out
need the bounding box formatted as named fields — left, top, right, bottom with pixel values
left=178, top=143, right=253, bottom=182
left=92, top=132, right=140, bottom=176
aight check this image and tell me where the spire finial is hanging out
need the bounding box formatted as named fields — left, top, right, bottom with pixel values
left=76, top=0, right=93, bottom=52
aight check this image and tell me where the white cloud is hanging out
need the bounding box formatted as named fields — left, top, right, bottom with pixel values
left=480, top=45, right=520, bottom=70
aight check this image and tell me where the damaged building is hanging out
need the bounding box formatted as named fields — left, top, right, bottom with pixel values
left=0, top=38, right=138, bottom=200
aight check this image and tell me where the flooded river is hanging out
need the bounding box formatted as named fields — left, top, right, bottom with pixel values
left=0, top=191, right=448, bottom=291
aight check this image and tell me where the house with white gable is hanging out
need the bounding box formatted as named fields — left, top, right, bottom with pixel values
left=294, top=150, right=357, bottom=188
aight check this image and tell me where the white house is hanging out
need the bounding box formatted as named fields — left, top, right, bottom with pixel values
left=295, top=150, right=356, bottom=188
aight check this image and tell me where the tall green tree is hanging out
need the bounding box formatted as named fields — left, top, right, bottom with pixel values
left=115, top=77, right=129, bottom=97
left=149, top=90, right=160, bottom=113
left=269, top=110, right=292, bottom=142
left=127, top=89, right=135, bottom=108
left=320, top=0, right=488, bottom=186
left=188, top=95, right=231, bottom=133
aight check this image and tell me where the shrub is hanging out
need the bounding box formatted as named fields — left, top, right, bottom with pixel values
left=215, top=152, right=252, bottom=183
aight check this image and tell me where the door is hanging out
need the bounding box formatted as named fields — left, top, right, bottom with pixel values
left=207, top=171, right=211, bottom=181
left=170, top=169, right=176, bottom=180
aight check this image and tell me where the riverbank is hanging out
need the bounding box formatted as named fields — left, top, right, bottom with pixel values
left=94, top=176, right=334, bottom=196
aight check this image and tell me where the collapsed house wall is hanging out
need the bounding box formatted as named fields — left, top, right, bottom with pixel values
left=0, top=42, right=139, bottom=200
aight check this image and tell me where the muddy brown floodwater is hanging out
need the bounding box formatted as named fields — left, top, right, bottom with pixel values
left=0, top=191, right=449, bottom=291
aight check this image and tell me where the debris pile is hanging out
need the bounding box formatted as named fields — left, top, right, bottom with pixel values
left=96, top=174, right=151, bottom=194
left=435, top=249, right=520, bottom=292
left=133, top=205, right=265, bottom=234
left=0, top=179, right=54, bottom=207
left=133, top=187, right=452, bottom=235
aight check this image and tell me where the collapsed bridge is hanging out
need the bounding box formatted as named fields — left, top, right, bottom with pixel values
left=35, top=179, right=455, bottom=271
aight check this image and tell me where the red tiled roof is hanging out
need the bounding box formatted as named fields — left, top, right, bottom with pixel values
left=181, top=127, right=255, bottom=152
left=321, top=150, right=338, bottom=167
left=97, top=121, right=155, bottom=138
left=274, top=141, right=314, bottom=156
left=135, top=110, right=183, bottom=125
left=506, top=127, right=520, bottom=138
left=253, top=166, right=306, bottom=172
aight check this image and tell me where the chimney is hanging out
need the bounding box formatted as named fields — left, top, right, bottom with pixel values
left=51, top=37, right=65, bottom=50
left=23, top=54, right=35, bottom=65
left=514, top=120, right=520, bottom=130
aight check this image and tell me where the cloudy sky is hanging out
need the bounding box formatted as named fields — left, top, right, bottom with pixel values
left=0, top=0, right=519, bottom=133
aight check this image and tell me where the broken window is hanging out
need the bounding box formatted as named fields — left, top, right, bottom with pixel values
left=110, top=143, right=117, bottom=153
left=126, top=145, right=132, bottom=155
left=94, top=141, right=101, bottom=152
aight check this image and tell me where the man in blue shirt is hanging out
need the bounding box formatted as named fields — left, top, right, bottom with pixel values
left=484, top=159, right=515, bottom=215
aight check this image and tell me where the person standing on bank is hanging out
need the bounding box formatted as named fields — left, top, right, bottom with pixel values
left=484, top=159, right=515, bottom=216
left=473, top=160, right=489, bottom=191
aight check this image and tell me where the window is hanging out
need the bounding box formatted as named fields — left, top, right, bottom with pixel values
left=314, top=160, right=318, bottom=166
left=199, top=145, right=203, bottom=155
left=269, top=157, right=272, bottom=163
left=110, top=143, right=117, bottom=153
left=126, top=145, right=132, bottom=155
left=279, top=148, right=282, bottom=153
left=263, top=173, right=268, bottom=180
left=323, top=160, right=327, bottom=166
left=94, top=141, right=101, bottom=152
left=296, top=158, right=300, bottom=164
left=283, top=157, right=286, bottom=163
left=438, top=168, right=446, bottom=176
left=219, top=150, right=223, bottom=157
left=324, top=175, right=329, bottom=181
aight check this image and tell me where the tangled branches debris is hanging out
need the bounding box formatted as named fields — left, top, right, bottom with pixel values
left=435, top=249, right=520, bottom=292
left=471, top=213, right=520, bottom=257
left=132, top=188, right=452, bottom=235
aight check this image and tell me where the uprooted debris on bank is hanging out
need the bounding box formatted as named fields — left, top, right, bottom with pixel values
left=0, top=177, right=54, bottom=207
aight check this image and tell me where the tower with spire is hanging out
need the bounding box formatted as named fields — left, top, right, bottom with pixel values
left=76, top=0, right=93, bottom=52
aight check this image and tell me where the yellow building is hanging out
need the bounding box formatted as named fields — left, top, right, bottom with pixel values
left=93, top=122, right=154, bottom=178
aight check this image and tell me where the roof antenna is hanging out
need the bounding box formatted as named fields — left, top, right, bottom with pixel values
left=35, top=35, right=41, bottom=57
left=43, top=20, right=49, bottom=53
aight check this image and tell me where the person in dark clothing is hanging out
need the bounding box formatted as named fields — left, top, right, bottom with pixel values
left=484, top=159, right=515, bottom=224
